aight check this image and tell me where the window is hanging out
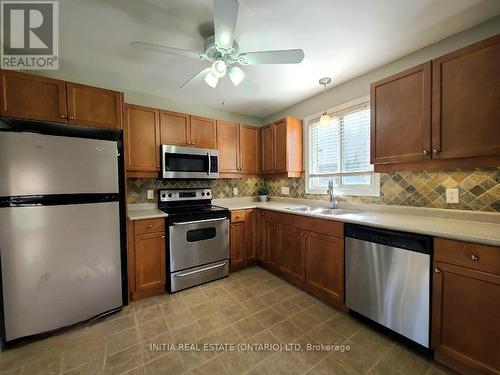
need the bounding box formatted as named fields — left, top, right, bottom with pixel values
left=305, top=96, right=380, bottom=196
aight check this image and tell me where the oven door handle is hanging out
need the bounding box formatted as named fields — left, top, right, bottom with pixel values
left=172, top=218, right=227, bottom=226
left=174, top=262, right=228, bottom=277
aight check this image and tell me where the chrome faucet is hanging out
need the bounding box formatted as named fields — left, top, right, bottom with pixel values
left=327, top=178, right=338, bottom=209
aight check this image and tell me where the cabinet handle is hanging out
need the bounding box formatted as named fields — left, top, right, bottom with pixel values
left=432, top=149, right=440, bottom=155
left=273, top=226, right=276, bottom=230
left=161, top=235, right=165, bottom=239
left=156, top=164, right=160, bottom=168
left=434, top=267, right=441, bottom=273
left=470, top=254, right=479, bottom=261
left=231, top=225, right=235, bottom=228
left=69, top=115, right=75, bottom=120
left=60, top=114, right=67, bottom=119
left=148, top=224, right=153, bottom=229
left=236, top=215, right=240, bottom=219
left=304, top=234, right=308, bottom=238
left=423, top=150, right=429, bottom=156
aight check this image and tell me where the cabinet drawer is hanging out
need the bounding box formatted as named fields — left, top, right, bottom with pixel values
left=231, top=210, right=246, bottom=222
left=434, top=238, right=500, bottom=275
left=134, top=218, right=165, bottom=235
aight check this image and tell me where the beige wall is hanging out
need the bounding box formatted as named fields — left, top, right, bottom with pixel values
left=263, top=15, right=500, bottom=124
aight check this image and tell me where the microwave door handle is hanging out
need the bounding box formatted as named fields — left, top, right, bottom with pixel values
left=207, top=152, right=211, bottom=176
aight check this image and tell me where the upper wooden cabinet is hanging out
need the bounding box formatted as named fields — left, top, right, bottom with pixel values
left=0, top=70, right=123, bottom=129
left=0, top=70, right=67, bottom=123
left=370, top=62, right=431, bottom=165
left=260, top=117, right=303, bottom=176
left=66, top=83, right=123, bottom=129
left=218, top=121, right=260, bottom=176
left=124, top=104, right=160, bottom=173
left=432, top=34, right=500, bottom=160
left=218, top=120, right=240, bottom=173
left=371, top=34, right=500, bottom=172
left=190, top=116, right=217, bottom=149
left=159, top=110, right=190, bottom=146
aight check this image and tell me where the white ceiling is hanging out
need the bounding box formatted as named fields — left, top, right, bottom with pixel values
left=58, top=0, right=500, bottom=119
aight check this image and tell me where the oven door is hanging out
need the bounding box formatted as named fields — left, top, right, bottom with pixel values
left=162, top=145, right=218, bottom=179
left=169, top=217, right=229, bottom=272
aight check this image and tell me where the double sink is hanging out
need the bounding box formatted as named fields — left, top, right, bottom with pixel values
left=286, top=206, right=362, bottom=216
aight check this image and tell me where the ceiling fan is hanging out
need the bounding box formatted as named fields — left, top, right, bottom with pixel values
left=131, top=0, right=305, bottom=88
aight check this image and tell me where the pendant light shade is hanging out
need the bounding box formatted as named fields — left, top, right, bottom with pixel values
left=319, top=77, right=332, bottom=127
left=204, top=71, right=219, bottom=87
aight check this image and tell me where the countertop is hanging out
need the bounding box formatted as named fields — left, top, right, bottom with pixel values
left=128, top=199, right=500, bottom=247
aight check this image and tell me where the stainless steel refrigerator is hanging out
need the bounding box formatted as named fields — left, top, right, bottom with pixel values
left=0, top=119, right=126, bottom=347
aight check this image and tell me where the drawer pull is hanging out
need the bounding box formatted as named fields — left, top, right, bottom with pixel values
left=147, top=224, right=153, bottom=229
left=434, top=268, right=441, bottom=273
left=161, top=235, right=165, bottom=239
left=470, top=254, right=479, bottom=261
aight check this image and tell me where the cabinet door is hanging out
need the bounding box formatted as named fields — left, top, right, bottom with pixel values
left=230, top=221, right=245, bottom=272
left=159, top=110, right=190, bottom=146
left=218, top=120, right=240, bottom=173
left=66, top=83, right=123, bottom=129
left=0, top=70, right=67, bottom=123
left=277, top=224, right=306, bottom=286
left=432, top=262, right=500, bottom=373
left=135, top=232, right=166, bottom=293
left=190, top=116, right=217, bottom=149
left=239, top=125, right=259, bottom=174
left=273, top=120, right=288, bottom=172
left=257, top=211, right=268, bottom=263
left=245, top=209, right=257, bottom=264
left=306, top=233, right=344, bottom=305
left=370, top=62, right=432, bottom=164
left=432, top=35, right=500, bottom=159
left=267, top=220, right=279, bottom=272
left=261, top=124, right=274, bottom=173
left=124, top=104, right=160, bottom=172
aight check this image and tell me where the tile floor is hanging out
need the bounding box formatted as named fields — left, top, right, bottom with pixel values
left=0, top=266, right=453, bottom=375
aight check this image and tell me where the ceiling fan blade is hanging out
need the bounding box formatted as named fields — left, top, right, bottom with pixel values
left=179, top=67, right=210, bottom=88
left=214, top=0, right=239, bottom=50
left=238, top=49, right=305, bottom=65
left=131, top=41, right=205, bottom=60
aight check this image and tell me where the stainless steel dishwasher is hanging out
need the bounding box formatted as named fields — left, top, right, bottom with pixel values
left=345, top=224, right=432, bottom=348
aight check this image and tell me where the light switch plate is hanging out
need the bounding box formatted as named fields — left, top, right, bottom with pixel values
left=147, top=190, right=154, bottom=200
left=233, top=187, right=238, bottom=196
left=446, top=188, right=459, bottom=204
left=281, top=186, right=290, bottom=195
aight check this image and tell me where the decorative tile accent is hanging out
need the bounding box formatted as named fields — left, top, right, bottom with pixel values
left=127, top=168, right=499, bottom=212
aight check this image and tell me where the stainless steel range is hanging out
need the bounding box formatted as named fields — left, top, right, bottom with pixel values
left=159, top=188, right=230, bottom=292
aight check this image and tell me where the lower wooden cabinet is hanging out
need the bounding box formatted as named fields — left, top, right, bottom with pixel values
left=229, top=209, right=257, bottom=272
left=276, top=224, right=306, bottom=287
left=432, top=238, right=500, bottom=374
left=127, top=218, right=166, bottom=300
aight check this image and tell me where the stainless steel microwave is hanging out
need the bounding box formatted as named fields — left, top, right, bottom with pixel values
left=161, top=145, right=219, bottom=179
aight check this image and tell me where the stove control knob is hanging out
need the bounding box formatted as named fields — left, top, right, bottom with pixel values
left=201, top=192, right=205, bottom=196
left=168, top=193, right=172, bottom=198
left=161, top=193, right=166, bottom=198
left=207, top=192, right=210, bottom=196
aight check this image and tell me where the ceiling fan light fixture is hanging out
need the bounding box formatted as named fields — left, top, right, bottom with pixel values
left=228, top=66, right=245, bottom=86
left=204, top=71, right=219, bottom=87
left=211, top=59, right=227, bottom=78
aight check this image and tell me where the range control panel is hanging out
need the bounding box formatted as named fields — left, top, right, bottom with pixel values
left=159, top=188, right=211, bottom=202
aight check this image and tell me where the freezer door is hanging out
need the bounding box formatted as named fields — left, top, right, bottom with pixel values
left=0, top=202, right=123, bottom=341
left=0, top=132, right=119, bottom=196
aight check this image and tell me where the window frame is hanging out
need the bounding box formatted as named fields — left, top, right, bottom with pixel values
left=303, top=96, right=380, bottom=197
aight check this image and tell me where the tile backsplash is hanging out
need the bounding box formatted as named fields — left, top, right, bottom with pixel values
left=127, top=168, right=500, bottom=212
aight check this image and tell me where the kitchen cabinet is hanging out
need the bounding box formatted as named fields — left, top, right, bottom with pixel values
left=230, top=209, right=257, bottom=272
left=190, top=115, right=217, bottom=149
left=124, top=104, right=160, bottom=175
left=260, top=117, right=303, bottom=176
left=218, top=120, right=240, bottom=174
left=276, top=224, right=306, bottom=287
left=432, top=34, right=500, bottom=160
left=66, top=82, right=123, bottom=129
left=305, top=232, right=344, bottom=307
left=257, top=210, right=269, bottom=263
left=218, top=122, right=260, bottom=177
left=0, top=70, right=123, bottom=129
left=432, top=238, right=500, bottom=374
left=371, top=34, right=500, bottom=172
left=0, top=70, right=67, bottom=123
left=159, top=110, right=191, bottom=146
left=127, top=218, right=166, bottom=300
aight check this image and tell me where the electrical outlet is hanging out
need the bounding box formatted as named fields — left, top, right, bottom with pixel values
left=281, top=186, right=290, bottom=195
left=147, top=190, right=155, bottom=200
left=233, top=187, right=238, bottom=196
left=446, top=188, right=459, bottom=204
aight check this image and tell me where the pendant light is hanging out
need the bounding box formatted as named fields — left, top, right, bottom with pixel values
left=319, top=77, right=332, bottom=127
